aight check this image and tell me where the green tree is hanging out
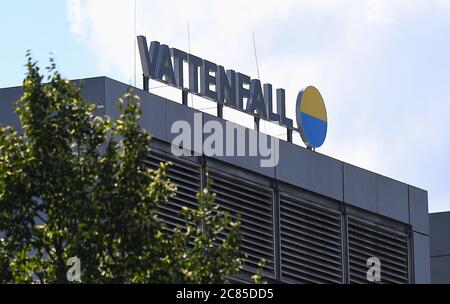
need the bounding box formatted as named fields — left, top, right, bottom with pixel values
left=0, top=54, right=243, bottom=283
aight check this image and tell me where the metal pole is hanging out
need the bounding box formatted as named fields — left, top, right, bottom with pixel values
left=182, top=90, right=188, bottom=106
left=217, top=104, right=223, bottom=118
left=254, top=117, right=260, bottom=132
left=287, top=129, right=292, bottom=143
left=143, top=76, right=149, bottom=91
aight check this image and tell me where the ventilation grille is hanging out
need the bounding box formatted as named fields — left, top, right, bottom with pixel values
left=280, top=193, right=343, bottom=283
left=144, top=151, right=201, bottom=232
left=347, top=216, right=409, bottom=284
left=209, top=170, right=275, bottom=278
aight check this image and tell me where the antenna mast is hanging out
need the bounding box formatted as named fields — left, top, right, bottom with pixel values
left=252, top=31, right=265, bottom=133
left=252, top=31, right=261, bottom=80
left=187, top=21, right=193, bottom=107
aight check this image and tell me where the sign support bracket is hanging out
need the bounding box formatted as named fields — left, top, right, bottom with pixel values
left=182, top=90, right=188, bottom=106
left=287, top=129, right=292, bottom=143
left=143, top=75, right=149, bottom=91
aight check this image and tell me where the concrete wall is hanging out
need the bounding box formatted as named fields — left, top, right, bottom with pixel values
left=430, top=212, right=450, bottom=283
left=0, top=76, right=431, bottom=283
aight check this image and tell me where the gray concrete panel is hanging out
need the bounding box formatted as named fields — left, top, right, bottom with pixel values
left=409, top=186, right=429, bottom=235
left=429, top=212, right=450, bottom=256
left=430, top=255, right=450, bottom=284
left=376, top=175, right=409, bottom=224
left=166, top=99, right=203, bottom=155
left=0, top=86, right=23, bottom=130
left=413, top=232, right=431, bottom=284
left=101, top=77, right=167, bottom=141
left=276, top=140, right=343, bottom=201
left=76, top=76, right=106, bottom=115
left=202, top=113, right=275, bottom=178
left=343, top=163, right=377, bottom=213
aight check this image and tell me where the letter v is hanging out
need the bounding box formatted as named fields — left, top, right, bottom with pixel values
left=137, top=35, right=160, bottom=78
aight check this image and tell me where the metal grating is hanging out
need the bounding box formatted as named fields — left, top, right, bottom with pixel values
left=280, top=193, right=343, bottom=283
left=144, top=150, right=201, bottom=232
left=347, top=216, right=409, bottom=284
left=143, top=147, right=411, bottom=284
left=208, top=169, right=275, bottom=277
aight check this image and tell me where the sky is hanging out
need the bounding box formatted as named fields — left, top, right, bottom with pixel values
left=0, top=0, right=449, bottom=212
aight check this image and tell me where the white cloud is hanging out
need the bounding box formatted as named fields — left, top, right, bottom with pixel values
left=67, top=0, right=84, bottom=38
left=366, top=0, right=394, bottom=24
left=67, top=0, right=450, bottom=211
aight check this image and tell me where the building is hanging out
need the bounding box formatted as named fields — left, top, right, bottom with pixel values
left=429, top=212, right=450, bottom=283
left=0, top=76, right=431, bottom=283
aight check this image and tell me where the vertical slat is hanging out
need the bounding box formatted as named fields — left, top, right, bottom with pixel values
left=145, top=151, right=201, bottom=232
left=208, top=169, right=275, bottom=278
left=347, top=216, right=409, bottom=284
left=280, top=193, right=343, bottom=283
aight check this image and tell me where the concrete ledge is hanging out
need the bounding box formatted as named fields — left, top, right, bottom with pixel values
left=0, top=76, right=428, bottom=225
left=430, top=212, right=450, bottom=256
left=276, top=140, right=343, bottom=201
left=409, top=186, right=429, bottom=235
left=202, top=113, right=276, bottom=179
left=376, top=175, right=409, bottom=224
left=430, top=255, right=450, bottom=283
left=344, top=163, right=410, bottom=224
left=413, top=232, right=431, bottom=284
left=0, top=86, right=23, bottom=129
left=343, top=163, right=377, bottom=213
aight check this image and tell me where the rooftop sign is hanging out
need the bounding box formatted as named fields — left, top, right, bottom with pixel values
left=137, top=35, right=327, bottom=149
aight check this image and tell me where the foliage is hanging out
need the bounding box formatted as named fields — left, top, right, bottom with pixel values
left=0, top=54, right=242, bottom=283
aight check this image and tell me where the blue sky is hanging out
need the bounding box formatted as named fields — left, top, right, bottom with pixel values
left=0, top=1, right=98, bottom=86
left=1, top=0, right=450, bottom=212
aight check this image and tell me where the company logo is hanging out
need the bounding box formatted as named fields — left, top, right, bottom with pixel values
left=296, top=86, right=327, bottom=149
left=137, top=35, right=328, bottom=150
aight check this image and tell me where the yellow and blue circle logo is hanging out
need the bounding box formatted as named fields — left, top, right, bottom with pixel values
left=296, top=86, right=327, bottom=148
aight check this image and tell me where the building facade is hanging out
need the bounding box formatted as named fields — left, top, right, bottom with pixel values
left=429, top=212, right=450, bottom=283
left=0, top=76, right=431, bottom=283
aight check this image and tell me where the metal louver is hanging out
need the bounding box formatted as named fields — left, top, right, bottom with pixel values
left=142, top=146, right=412, bottom=284
left=208, top=169, right=275, bottom=278
left=347, top=216, right=409, bottom=284
left=280, top=193, right=343, bottom=283
left=144, top=150, right=201, bottom=232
